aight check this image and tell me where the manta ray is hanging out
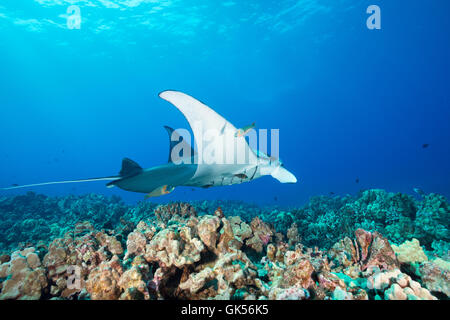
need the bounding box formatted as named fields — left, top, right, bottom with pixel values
left=1, top=91, right=297, bottom=198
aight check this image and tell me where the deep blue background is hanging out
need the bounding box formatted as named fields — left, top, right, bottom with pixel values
left=1, top=0, right=449, bottom=206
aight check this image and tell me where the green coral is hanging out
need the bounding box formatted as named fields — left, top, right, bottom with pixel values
left=274, top=190, right=448, bottom=251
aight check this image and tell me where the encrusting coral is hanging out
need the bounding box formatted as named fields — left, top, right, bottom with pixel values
left=392, top=238, right=428, bottom=264
left=0, top=247, right=47, bottom=300
left=0, top=190, right=448, bottom=300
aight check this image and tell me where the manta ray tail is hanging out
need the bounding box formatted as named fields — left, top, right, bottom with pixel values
left=1, top=176, right=120, bottom=191
left=1, top=158, right=143, bottom=191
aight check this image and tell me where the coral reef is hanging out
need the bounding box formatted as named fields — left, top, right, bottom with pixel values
left=283, top=189, right=449, bottom=249
left=0, top=190, right=448, bottom=300
left=392, top=238, right=428, bottom=264
left=0, top=247, right=47, bottom=300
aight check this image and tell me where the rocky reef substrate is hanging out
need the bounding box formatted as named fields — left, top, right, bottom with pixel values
left=0, top=189, right=448, bottom=300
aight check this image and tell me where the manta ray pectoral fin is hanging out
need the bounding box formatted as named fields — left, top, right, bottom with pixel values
left=159, top=91, right=259, bottom=171
left=271, top=166, right=297, bottom=184
left=220, top=122, right=227, bottom=135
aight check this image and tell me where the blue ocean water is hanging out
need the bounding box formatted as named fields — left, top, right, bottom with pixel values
left=0, top=0, right=449, bottom=206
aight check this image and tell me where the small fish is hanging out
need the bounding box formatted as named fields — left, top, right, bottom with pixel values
left=329, top=192, right=335, bottom=195
left=145, top=185, right=175, bottom=199
left=413, top=188, right=425, bottom=196
left=422, top=143, right=429, bottom=149
left=11, top=184, right=19, bottom=187
left=234, top=173, right=248, bottom=179
left=235, top=122, right=256, bottom=137
left=274, top=196, right=278, bottom=201
left=355, top=178, right=359, bottom=184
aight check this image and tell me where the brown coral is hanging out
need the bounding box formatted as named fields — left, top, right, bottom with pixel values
left=85, top=255, right=123, bottom=300
left=419, top=259, right=449, bottom=297
left=144, top=228, right=204, bottom=268
left=0, top=248, right=47, bottom=300
left=245, top=217, right=273, bottom=253
left=328, top=229, right=399, bottom=277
